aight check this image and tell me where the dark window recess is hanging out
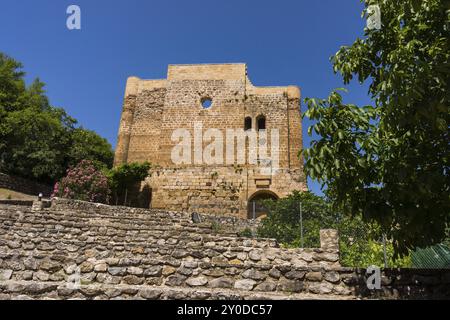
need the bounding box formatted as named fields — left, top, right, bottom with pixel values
left=257, top=115, right=266, bottom=130
left=244, top=117, right=252, bottom=131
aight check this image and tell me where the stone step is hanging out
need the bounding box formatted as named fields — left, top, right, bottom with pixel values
left=0, top=203, right=248, bottom=229
left=0, top=221, right=272, bottom=246
left=0, top=280, right=355, bottom=300
left=0, top=236, right=232, bottom=249
left=47, top=205, right=211, bottom=222
left=0, top=209, right=240, bottom=236
left=0, top=241, right=309, bottom=266
left=0, top=240, right=279, bottom=262
left=0, top=208, right=194, bottom=226
left=0, top=220, right=219, bottom=236
left=0, top=235, right=275, bottom=250
left=0, top=208, right=195, bottom=228
left=0, top=248, right=338, bottom=289
left=0, top=242, right=281, bottom=261
left=0, top=217, right=240, bottom=238
left=0, top=212, right=275, bottom=248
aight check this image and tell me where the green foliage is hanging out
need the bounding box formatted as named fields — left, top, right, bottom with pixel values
left=68, top=128, right=114, bottom=169
left=210, top=221, right=222, bottom=233
left=302, top=1, right=450, bottom=256
left=238, top=228, right=254, bottom=238
left=258, top=191, right=333, bottom=247
left=258, top=191, right=411, bottom=267
left=1, top=108, right=72, bottom=182
left=340, top=239, right=411, bottom=268
left=444, top=227, right=450, bottom=248
left=53, top=160, right=109, bottom=204
left=52, top=160, right=151, bottom=207
left=0, top=52, right=113, bottom=183
left=0, top=53, right=27, bottom=115
left=107, top=162, right=151, bottom=206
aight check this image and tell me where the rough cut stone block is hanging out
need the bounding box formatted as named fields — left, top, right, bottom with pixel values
left=234, top=279, right=257, bottom=291
left=208, top=277, right=234, bottom=289
left=186, top=276, right=208, bottom=287
left=140, top=288, right=162, bottom=300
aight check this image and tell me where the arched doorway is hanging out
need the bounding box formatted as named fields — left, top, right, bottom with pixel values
left=247, top=190, right=278, bottom=219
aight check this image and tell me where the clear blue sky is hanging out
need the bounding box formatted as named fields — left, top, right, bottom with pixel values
left=0, top=0, right=372, bottom=195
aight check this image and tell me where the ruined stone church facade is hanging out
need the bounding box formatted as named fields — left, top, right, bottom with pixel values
left=114, top=63, right=306, bottom=218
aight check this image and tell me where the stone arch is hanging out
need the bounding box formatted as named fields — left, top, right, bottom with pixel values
left=247, top=190, right=279, bottom=219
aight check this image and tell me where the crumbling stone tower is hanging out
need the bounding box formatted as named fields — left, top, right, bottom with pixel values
left=114, top=63, right=306, bottom=218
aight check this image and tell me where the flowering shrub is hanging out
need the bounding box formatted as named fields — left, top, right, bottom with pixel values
left=52, top=160, right=109, bottom=203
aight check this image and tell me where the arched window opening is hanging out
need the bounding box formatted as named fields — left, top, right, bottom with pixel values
left=257, top=115, right=266, bottom=130
left=244, top=117, right=252, bottom=131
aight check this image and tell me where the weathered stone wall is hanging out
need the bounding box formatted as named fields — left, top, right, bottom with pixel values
left=0, top=200, right=449, bottom=300
left=0, top=173, right=52, bottom=197
left=146, top=167, right=305, bottom=217
left=0, top=200, right=33, bottom=207
left=50, top=198, right=260, bottom=233
left=114, top=64, right=306, bottom=217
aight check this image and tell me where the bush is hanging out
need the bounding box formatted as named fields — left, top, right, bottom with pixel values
left=52, top=160, right=109, bottom=203
left=257, top=191, right=411, bottom=268
left=238, top=228, right=254, bottom=238
left=107, top=162, right=151, bottom=207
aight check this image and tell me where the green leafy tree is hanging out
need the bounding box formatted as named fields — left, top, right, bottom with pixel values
left=67, top=128, right=114, bottom=169
left=258, top=191, right=335, bottom=247
left=257, top=191, right=411, bottom=267
left=107, top=162, right=151, bottom=206
left=0, top=53, right=26, bottom=116
left=0, top=52, right=114, bottom=183
left=0, top=108, right=71, bottom=183
left=303, top=1, right=450, bottom=256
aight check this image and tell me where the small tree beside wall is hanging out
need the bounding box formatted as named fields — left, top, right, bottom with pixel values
left=107, top=162, right=151, bottom=207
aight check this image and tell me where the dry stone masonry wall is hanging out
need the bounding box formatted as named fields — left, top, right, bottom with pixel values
left=0, top=199, right=449, bottom=300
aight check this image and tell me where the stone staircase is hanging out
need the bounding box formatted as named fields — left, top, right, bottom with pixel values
left=1, top=199, right=448, bottom=300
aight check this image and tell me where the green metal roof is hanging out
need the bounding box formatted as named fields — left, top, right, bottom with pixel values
left=411, top=244, right=450, bottom=269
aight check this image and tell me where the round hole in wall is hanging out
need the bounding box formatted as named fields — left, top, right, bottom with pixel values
left=201, top=97, right=213, bottom=109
